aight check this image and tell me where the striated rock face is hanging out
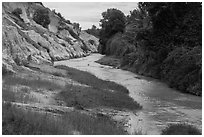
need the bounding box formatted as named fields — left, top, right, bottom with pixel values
left=2, top=2, right=98, bottom=73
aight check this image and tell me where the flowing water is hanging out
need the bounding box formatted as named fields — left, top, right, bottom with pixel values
left=55, top=53, right=202, bottom=134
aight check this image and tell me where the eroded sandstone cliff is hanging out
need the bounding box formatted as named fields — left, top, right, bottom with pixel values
left=2, top=2, right=99, bottom=74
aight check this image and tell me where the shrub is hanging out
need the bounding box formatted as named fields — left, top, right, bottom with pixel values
left=88, top=39, right=95, bottom=45
left=161, top=123, right=201, bottom=135
left=65, top=19, right=71, bottom=24
left=33, top=8, right=50, bottom=28
left=12, top=8, right=22, bottom=19
left=99, top=8, right=126, bottom=53
left=13, top=55, right=21, bottom=66
left=86, top=25, right=100, bottom=38
left=108, top=35, right=133, bottom=56
left=161, top=46, right=201, bottom=95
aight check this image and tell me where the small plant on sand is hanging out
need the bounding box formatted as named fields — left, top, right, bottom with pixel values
left=161, top=123, right=201, bottom=135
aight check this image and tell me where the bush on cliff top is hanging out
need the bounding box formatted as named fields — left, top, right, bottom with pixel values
left=33, top=8, right=50, bottom=28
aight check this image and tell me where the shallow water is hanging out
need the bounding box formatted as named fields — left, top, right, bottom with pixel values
left=55, top=53, right=202, bottom=134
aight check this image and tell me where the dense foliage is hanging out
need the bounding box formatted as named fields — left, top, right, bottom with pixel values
left=86, top=25, right=100, bottom=38
left=99, top=2, right=202, bottom=96
left=33, top=8, right=50, bottom=28
left=99, top=8, right=126, bottom=54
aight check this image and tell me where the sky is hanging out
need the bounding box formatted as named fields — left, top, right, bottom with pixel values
left=43, top=2, right=138, bottom=30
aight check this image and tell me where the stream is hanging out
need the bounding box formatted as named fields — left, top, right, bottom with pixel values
left=55, top=53, right=202, bottom=135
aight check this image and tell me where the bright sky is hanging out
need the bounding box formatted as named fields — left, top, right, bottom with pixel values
left=43, top=2, right=138, bottom=30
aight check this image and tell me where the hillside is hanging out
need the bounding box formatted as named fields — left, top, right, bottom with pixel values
left=2, top=2, right=99, bottom=74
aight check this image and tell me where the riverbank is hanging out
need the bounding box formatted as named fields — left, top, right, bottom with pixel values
left=95, top=55, right=135, bottom=73
left=95, top=55, right=121, bottom=68
left=96, top=55, right=202, bottom=96
left=3, top=62, right=142, bottom=135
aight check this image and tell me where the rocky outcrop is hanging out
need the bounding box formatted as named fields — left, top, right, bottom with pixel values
left=2, top=2, right=98, bottom=73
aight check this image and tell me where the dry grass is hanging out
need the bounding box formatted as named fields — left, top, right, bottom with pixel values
left=3, top=75, right=62, bottom=91
left=55, top=65, right=129, bottom=94
left=2, top=103, right=126, bottom=135
left=2, top=102, right=72, bottom=135
left=55, top=66, right=141, bottom=110
left=55, top=65, right=142, bottom=110
left=2, top=88, right=32, bottom=103
left=58, top=84, right=141, bottom=110
left=2, top=74, right=61, bottom=104
left=2, top=66, right=141, bottom=135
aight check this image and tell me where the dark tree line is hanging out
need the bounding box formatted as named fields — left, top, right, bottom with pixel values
left=99, top=8, right=126, bottom=54
left=86, top=25, right=100, bottom=38
left=98, top=2, right=202, bottom=96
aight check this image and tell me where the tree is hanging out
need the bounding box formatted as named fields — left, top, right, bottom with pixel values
left=73, top=22, right=80, bottom=30
left=57, top=12, right=66, bottom=21
left=125, top=6, right=151, bottom=44
left=33, top=8, right=50, bottom=28
left=99, top=8, right=126, bottom=54
left=85, top=25, right=100, bottom=38
left=122, top=2, right=202, bottom=95
left=92, top=25, right=97, bottom=30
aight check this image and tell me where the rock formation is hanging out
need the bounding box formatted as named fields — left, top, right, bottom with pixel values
left=2, top=2, right=99, bottom=74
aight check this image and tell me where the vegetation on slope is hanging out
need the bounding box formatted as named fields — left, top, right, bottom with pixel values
left=98, top=2, right=202, bottom=96
left=2, top=63, right=141, bottom=135
left=33, top=8, right=50, bottom=28
left=3, top=102, right=125, bottom=135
